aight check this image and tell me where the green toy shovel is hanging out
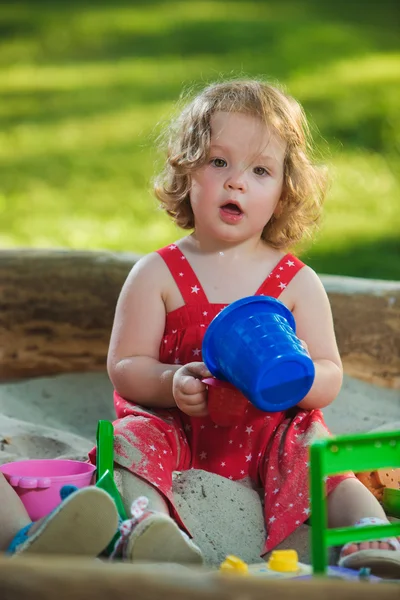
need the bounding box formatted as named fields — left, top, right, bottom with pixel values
left=95, top=419, right=127, bottom=520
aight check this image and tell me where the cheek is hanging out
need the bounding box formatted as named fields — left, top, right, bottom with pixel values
left=189, top=178, right=200, bottom=202
left=191, top=174, right=215, bottom=201
left=190, top=174, right=206, bottom=196
left=265, top=178, right=284, bottom=203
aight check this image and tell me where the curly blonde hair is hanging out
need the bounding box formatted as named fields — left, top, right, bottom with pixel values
left=154, top=79, right=328, bottom=249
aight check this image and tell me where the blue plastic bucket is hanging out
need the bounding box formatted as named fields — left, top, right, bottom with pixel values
left=202, top=296, right=315, bottom=412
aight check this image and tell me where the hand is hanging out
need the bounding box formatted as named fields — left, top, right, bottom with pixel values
left=173, top=362, right=212, bottom=417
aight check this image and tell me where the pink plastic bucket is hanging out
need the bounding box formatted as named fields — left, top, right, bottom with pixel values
left=0, top=459, right=96, bottom=520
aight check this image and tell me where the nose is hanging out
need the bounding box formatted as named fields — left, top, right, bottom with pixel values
left=224, top=171, right=247, bottom=193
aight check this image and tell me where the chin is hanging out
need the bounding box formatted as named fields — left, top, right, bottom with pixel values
left=216, top=233, right=249, bottom=246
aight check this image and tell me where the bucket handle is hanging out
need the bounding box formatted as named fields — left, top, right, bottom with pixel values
left=10, top=476, right=51, bottom=489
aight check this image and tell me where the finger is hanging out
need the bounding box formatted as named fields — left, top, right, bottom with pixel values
left=178, top=389, right=208, bottom=406
left=186, top=362, right=213, bottom=379
left=180, top=376, right=207, bottom=395
left=175, top=391, right=209, bottom=415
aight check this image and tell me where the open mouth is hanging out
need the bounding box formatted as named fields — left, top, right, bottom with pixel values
left=220, top=202, right=243, bottom=216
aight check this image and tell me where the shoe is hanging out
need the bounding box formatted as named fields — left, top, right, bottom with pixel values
left=7, top=485, right=119, bottom=557
left=338, top=517, right=400, bottom=578
left=111, top=496, right=203, bottom=565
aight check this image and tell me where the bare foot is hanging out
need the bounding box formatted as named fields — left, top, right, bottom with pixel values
left=341, top=538, right=400, bottom=556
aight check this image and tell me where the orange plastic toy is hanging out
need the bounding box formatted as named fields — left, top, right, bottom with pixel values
left=356, top=467, right=400, bottom=501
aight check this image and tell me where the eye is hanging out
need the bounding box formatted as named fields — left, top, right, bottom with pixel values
left=253, top=166, right=269, bottom=177
left=211, top=157, right=227, bottom=168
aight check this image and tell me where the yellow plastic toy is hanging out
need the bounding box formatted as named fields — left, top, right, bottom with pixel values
left=219, top=555, right=249, bottom=575
left=267, top=550, right=299, bottom=573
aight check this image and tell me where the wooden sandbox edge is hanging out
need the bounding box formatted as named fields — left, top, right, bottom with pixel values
left=0, top=249, right=399, bottom=387
left=0, top=554, right=399, bottom=600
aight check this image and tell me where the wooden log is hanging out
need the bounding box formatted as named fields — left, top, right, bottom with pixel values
left=0, top=249, right=399, bottom=387
left=0, top=555, right=399, bottom=600
left=322, top=276, right=400, bottom=388
left=0, top=249, right=136, bottom=381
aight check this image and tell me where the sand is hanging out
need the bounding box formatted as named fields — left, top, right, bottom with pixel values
left=0, top=372, right=399, bottom=565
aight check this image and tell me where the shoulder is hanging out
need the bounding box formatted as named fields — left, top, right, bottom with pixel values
left=284, top=258, right=328, bottom=307
left=125, top=251, right=167, bottom=280
left=293, top=262, right=324, bottom=289
left=292, top=264, right=333, bottom=323
left=120, top=251, right=172, bottom=299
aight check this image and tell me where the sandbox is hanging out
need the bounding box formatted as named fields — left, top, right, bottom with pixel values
left=0, top=249, right=399, bottom=598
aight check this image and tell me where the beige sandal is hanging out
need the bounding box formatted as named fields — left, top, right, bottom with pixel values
left=338, top=517, right=400, bottom=579
left=111, top=496, right=203, bottom=565
left=8, top=486, right=119, bottom=557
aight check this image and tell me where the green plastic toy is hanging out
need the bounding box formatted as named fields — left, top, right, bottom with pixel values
left=383, top=487, right=400, bottom=519
left=95, top=419, right=127, bottom=520
left=310, top=429, right=400, bottom=575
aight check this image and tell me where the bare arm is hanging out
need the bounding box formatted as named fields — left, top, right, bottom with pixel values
left=291, top=267, right=343, bottom=410
left=107, top=253, right=180, bottom=408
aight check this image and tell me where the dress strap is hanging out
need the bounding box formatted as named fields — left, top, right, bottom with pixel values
left=157, top=244, right=209, bottom=305
left=255, top=253, right=305, bottom=299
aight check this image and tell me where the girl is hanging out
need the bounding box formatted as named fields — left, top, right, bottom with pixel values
left=90, top=79, right=399, bottom=573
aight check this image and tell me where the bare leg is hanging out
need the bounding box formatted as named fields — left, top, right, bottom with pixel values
left=115, top=466, right=169, bottom=515
left=327, top=478, right=396, bottom=555
left=0, top=472, right=58, bottom=551
left=0, top=473, right=31, bottom=551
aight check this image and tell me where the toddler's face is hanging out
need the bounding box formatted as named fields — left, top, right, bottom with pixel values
left=190, top=111, right=286, bottom=245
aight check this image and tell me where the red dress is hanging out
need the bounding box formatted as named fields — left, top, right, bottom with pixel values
left=89, top=244, right=351, bottom=555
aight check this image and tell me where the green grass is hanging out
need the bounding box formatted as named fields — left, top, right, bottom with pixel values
left=1, top=0, right=399, bottom=279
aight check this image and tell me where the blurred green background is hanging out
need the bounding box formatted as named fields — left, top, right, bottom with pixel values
left=1, top=0, right=399, bottom=279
